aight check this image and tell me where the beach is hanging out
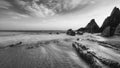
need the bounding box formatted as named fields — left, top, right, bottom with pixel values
left=0, top=32, right=120, bottom=68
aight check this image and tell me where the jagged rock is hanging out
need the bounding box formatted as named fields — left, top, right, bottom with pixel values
left=98, top=57, right=120, bottom=68
left=72, top=42, right=102, bottom=68
left=76, top=31, right=84, bottom=35
left=8, top=42, right=22, bottom=47
left=66, top=29, right=75, bottom=36
left=102, top=26, right=111, bottom=37
left=77, top=19, right=100, bottom=33
left=85, top=19, right=100, bottom=33
left=77, top=28, right=86, bottom=33
left=115, top=24, right=120, bottom=35
left=100, top=7, right=120, bottom=36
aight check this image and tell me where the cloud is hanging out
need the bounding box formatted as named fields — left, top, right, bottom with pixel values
left=4, top=0, right=30, bottom=15
left=1, top=0, right=93, bottom=17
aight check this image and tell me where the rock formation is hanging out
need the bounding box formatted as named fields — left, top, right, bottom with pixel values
left=66, top=29, right=75, bottom=36
left=101, top=26, right=111, bottom=37
left=100, top=7, right=120, bottom=36
left=115, top=24, right=120, bottom=35
left=77, top=28, right=86, bottom=33
left=77, top=19, right=100, bottom=33
left=85, top=19, right=100, bottom=33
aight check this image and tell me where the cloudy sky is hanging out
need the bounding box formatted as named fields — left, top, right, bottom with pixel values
left=0, top=0, right=120, bottom=30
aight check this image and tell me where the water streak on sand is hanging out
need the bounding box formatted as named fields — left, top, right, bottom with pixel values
left=41, top=46, right=47, bottom=54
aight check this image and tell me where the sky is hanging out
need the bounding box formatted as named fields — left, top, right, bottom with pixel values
left=0, top=0, right=120, bottom=30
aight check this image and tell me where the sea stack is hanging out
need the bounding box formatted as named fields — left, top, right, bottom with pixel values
left=77, top=19, right=100, bottom=33
left=115, top=24, right=120, bottom=35
left=102, top=26, right=111, bottom=37
left=85, top=19, right=100, bottom=33
left=100, top=7, right=120, bottom=36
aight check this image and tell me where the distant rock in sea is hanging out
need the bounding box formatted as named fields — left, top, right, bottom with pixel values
left=66, top=29, right=75, bottom=36
left=100, top=7, right=120, bottom=36
left=77, top=19, right=100, bottom=33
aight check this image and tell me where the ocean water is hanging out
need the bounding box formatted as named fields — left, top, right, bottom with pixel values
left=0, top=32, right=23, bottom=36
left=0, top=30, right=65, bottom=37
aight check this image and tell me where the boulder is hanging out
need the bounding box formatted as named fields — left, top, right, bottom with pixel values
left=66, top=29, right=75, bottom=36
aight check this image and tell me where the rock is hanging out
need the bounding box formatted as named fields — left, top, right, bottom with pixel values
left=100, top=7, right=120, bottom=36
left=98, top=57, right=120, bottom=68
left=76, top=31, right=84, bottom=35
left=49, top=32, right=52, bottom=34
left=85, top=19, right=100, bottom=33
left=56, top=32, right=60, bottom=34
left=77, top=19, right=100, bottom=33
left=66, top=29, right=75, bottom=36
left=77, top=28, right=86, bottom=33
left=8, top=42, right=22, bottom=47
left=100, top=17, right=111, bottom=32
left=101, top=26, right=111, bottom=37
left=26, top=46, right=34, bottom=49
left=77, top=38, right=79, bottom=41
left=115, top=24, right=120, bottom=35
left=72, top=43, right=79, bottom=51
left=72, top=42, right=102, bottom=68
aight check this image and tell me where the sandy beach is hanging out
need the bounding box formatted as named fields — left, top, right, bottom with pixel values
left=0, top=32, right=120, bottom=68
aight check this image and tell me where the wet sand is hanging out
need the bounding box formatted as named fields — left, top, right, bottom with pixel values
left=0, top=33, right=120, bottom=68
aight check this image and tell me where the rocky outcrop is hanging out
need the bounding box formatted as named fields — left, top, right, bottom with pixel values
left=101, top=26, right=111, bottom=37
left=100, top=7, right=120, bottom=36
left=72, top=42, right=120, bottom=68
left=66, top=29, right=75, bottom=36
left=77, top=19, right=100, bottom=33
left=72, top=42, right=102, bottom=68
left=77, top=28, right=86, bottom=33
left=85, top=19, right=100, bottom=33
left=115, top=24, right=120, bottom=35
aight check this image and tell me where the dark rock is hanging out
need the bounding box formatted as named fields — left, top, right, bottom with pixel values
left=16, top=42, right=22, bottom=45
left=9, top=44, right=15, bottom=47
left=56, top=32, right=60, bottom=34
left=115, top=24, right=120, bottom=35
left=101, top=26, right=111, bottom=37
left=76, top=31, right=84, bottom=35
left=77, top=28, right=86, bottom=33
left=77, top=38, right=79, bottom=41
left=49, top=32, right=52, bottom=34
left=78, top=44, right=89, bottom=50
left=77, top=19, right=100, bottom=33
left=100, top=7, right=120, bottom=36
left=72, top=43, right=79, bottom=51
left=100, top=17, right=111, bottom=32
left=66, top=29, right=75, bottom=36
left=8, top=42, right=22, bottom=47
left=98, top=57, right=120, bottom=68
left=26, top=46, right=34, bottom=49
left=85, top=19, right=100, bottom=33
left=72, top=42, right=102, bottom=68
